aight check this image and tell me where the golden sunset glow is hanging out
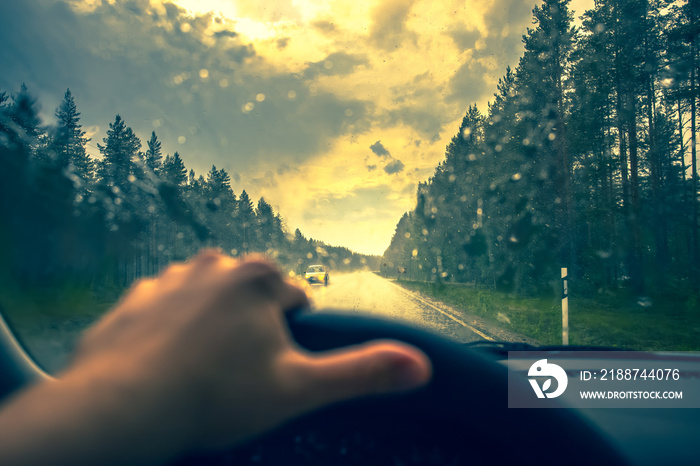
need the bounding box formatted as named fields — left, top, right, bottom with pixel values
left=49, top=0, right=590, bottom=255
left=159, top=0, right=516, bottom=254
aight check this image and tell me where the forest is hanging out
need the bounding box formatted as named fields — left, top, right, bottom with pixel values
left=0, top=86, right=377, bottom=292
left=383, top=0, right=700, bottom=301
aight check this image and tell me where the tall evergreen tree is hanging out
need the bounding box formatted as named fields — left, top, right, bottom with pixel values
left=97, top=115, right=141, bottom=191
left=162, top=152, right=187, bottom=187
left=51, top=89, right=93, bottom=182
left=144, top=131, right=163, bottom=174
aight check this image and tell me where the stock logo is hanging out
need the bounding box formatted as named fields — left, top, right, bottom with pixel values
left=528, top=359, right=568, bottom=399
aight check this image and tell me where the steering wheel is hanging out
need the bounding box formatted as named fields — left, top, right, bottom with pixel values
left=0, top=310, right=630, bottom=465
left=175, top=310, right=630, bottom=466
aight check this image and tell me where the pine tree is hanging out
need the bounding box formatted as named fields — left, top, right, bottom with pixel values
left=237, top=189, right=255, bottom=252
left=52, top=89, right=93, bottom=182
left=144, top=131, right=163, bottom=174
left=162, top=152, right=187, bottom=187
left=97, top=115, right=141, bottom=191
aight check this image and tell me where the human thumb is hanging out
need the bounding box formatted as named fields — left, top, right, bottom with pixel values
left=292, top=340, right=432, bottom=411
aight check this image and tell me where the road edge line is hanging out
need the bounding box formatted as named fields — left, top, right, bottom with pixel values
left=387, top=280, right=495, bottom=341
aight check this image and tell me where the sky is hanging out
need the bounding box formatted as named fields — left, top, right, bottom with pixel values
left=0, top=0, right=593, bottom=255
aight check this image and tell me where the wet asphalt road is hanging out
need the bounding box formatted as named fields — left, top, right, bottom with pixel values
left=306, top=271, right=496, bottom=343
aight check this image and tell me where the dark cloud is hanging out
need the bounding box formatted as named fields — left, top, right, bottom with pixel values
left=276, top=37, right=290, bottom=49
left=370, top=140, right=390, bottom=157
left=449, top=29, right=481, bottom=51
left=369, top=0, right=417, bottom=50
left=312, top=20, right=336, bottom=34
left=385, top=107, right=445, bottom=142
left=303, top=52, right=368, bottom=79
left=0, top=0, right=372, bottom=177
left=214, top=30, right=238, bottom=39
left=446, top=60, right=491, bottom=105
left=367, top=141, right=404, bottom=174
left=446, top=0, right=537, bottom=106
left=276, top=163, right=299, bottom=176
left=383, top=159, right=405, bottom=174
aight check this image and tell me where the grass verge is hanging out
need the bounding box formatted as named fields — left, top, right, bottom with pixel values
left=393, top=280, right=700, bottom=351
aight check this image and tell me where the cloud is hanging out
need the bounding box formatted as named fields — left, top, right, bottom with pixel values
left=446, top=59, right=491, bottom=104
left=234, top=0, right=302, bottom=23
left=369, top=0, right=418, bottom=50
left=370, top=140, right=390, bottom=157
left=367, top=140, right=404, bottom=175
left=303, top=52, right=368, bottom=79
left=311, top=19, right=336, bottom=34
left=276, top=37, right=289, bottom=49
left=0, top=0, right=373, bottom=177
left=384, top=159, right=405, bottom=174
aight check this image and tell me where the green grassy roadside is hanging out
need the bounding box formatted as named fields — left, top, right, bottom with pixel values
left=0, top=281, right=122, bottom=331
left=392, top=280, right=700, bottom=351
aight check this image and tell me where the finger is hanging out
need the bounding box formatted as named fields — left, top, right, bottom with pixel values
left=286, top=341, right=432, bottom=411
left=224, top=260, right=309, bottom=312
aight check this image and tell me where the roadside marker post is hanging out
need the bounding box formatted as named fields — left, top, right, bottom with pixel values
left=561, top=268, right=569, bottom=346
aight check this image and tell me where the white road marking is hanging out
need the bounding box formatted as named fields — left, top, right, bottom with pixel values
left=387, top=280, right=495, bottom=341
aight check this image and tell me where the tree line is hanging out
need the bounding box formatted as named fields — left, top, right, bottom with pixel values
left=0, top=85, right=377, bottom=290
left=383, top=0, right=700, bottom=299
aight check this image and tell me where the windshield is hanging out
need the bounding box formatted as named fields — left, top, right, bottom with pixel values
left=1, top=0, right=699, bottom=373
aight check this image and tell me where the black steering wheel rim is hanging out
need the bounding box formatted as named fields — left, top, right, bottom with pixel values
left=176, top=310, right=631, bottom=466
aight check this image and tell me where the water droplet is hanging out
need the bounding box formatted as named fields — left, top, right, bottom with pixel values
left=637, top=296, right=653, bottom=308
left=288, top=90, right=297, bottom=99
left=178, top=136, right=186, bottom=144
left=219, top=78, right=229, bottom=88
left=255, top=93, right=266, bottom=102
left=199, top=68, right=209, bottom=79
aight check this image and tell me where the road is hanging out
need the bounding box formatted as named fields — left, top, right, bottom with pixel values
left=306, top=271, right=499, bottom=343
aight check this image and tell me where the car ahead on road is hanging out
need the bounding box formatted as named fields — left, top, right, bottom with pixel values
left=304, top=265, right=329, bottom=286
